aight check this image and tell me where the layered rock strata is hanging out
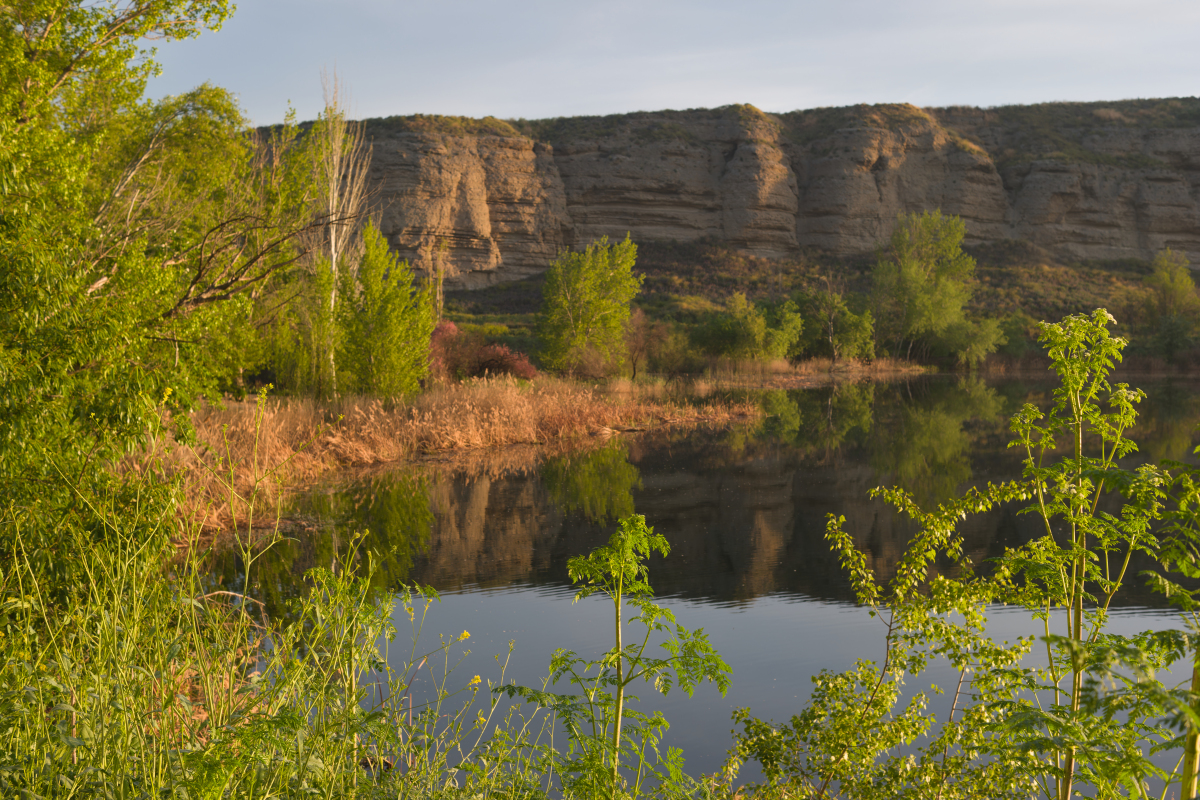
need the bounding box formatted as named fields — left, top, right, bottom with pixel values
left=359, top=99, right=1200, bottom=288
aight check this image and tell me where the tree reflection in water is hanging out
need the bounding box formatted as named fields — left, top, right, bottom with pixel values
left=542, top=440, right=642, bottom=523
left=205, top=472, right=433, bottom=622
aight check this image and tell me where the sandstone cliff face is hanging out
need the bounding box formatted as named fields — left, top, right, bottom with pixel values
left=366, top=125, right=572, bottom=288
left=361, top=100, right=1200, bottom=288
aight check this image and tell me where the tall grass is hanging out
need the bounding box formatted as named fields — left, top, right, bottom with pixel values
left=0, top=392, right=742, bottom=800
left=146, top=376, right=758, bottom=534
left=0, top=417, right=560, bottom=799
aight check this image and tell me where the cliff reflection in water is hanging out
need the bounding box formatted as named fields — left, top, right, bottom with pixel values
left=216, top=376, right=1200, bottom=615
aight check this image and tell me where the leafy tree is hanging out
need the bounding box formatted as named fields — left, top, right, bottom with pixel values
left=338, top=221, right=435, bottom=396
left=872, top=210, right=998, bottom=363
left=307, top=71, right=371, bottom=396
left=1146, top=248, right=1199, bottom=318
left=795, top=285, right=874, bottom=363
left=537, top=235, right=644, bottom=374
left=0, top=0, right=284, bottom=506
left=0, top=0, right=333, bottom=618
left=624, top=308, right=666, bottom=380
left=939, top=317, right=1007, bottom=368
left=1144, top=247, right=1199, bottom=361
left=692, top=293, right=803, bottom=362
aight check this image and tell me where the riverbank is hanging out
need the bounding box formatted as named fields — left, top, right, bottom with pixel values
left=144, top=375, right=760, bottom=534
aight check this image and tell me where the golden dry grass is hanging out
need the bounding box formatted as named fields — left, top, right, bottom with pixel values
left=700, top=357, right=930, bottom=390
left=149, top=376, right=759, bottom=533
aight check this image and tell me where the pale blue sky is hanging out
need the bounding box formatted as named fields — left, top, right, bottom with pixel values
left=146, top=0, right=1200, bottom=126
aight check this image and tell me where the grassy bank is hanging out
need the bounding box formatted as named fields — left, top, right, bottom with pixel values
left=147, top=376, right=759, bottom=535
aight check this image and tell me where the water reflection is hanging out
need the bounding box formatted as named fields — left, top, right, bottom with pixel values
left=1140, top=380, right=1200, bottom=463
left=206, top=472, right=432, bottom=621
left=207, top=376, right=1200, bottom=613
left=868, top=378, right=1003, bottom=507
left=542, top=440, right=641, bottom=523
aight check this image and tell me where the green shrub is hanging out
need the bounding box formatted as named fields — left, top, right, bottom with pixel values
left=732, top=309, right=1200, bottom=799
left=691, top=294, right=802, bottom=362
left=793, top=288, right=874, bottom=362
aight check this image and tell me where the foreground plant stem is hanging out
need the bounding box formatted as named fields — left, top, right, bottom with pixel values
left=611, top=567, right=625, bottom=800
left=1184, top=657, right=1200, bottom=799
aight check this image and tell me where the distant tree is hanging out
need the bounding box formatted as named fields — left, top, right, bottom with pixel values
left=872, top=210, right=1002, bottom=366
left=338, top=221, right=435, bottom=396
left=1144, top=248, right=1199, bottom=362
left=1146, top=248, right=1199, bottom=318
left=624, top=308, right=666, bottom=380
left=305, top=71, right=372, bottom=397
left=538, top=235, right=644, bottom=374
left=692, top=294, right=803, bottom=362
left=796, top=278, right=874, bottom=363
left=872, top=210, right=975, bottom=360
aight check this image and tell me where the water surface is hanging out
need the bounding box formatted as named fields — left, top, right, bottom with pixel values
left=208, top=375, right=1200, bottom=780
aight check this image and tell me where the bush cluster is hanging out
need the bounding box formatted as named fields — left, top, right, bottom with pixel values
left=431, top=321, right=538, bottom=381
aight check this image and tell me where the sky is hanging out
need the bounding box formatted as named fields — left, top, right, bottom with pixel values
left=146, top=0, right=1200, bottom=127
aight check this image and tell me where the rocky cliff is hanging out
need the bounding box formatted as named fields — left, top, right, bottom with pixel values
left=360, top=99, right=1200, bottom=288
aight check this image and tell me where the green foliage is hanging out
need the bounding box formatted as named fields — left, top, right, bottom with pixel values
left=872, top=210, right=1003, bottom=366
left=872, top=210, right=975, bottom=357
left=0, top=393, right=559, bottom=799
left=0, top=1, right=326, bottom=541
left=1143, top=248, right=1199, bottom=362
left=267, top=256, right=342, bottom=395
left=691, top=294, right=803, bottom=362
left=938, top=316, right=1008, bottom=368
left=794, top=287, right=874, bottom=362
left=543, top=441, right=642, bottom=523
left=538, top=236, right=644, bottom=375
left=503, top=515, right=731, bottom=799
left=1145, top=249, right=1198, bottom=319
left=732, top=309, right=1200, bottom=800
left=338, top=221, right=436, bottom=396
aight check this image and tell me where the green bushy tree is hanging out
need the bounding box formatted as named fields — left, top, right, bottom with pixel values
left=538, top=235, right=644, bottom=375
left=795, top=286, right=874, bottom=363
left=872, top=210, right=1002, bottom=365
left=338, top=221, right=435, bottom=396
left=0, top=0, right=331, bottom=514
left=1143, top=247, right=1199, bottom=362
left=692, top=293, right=803, bottom=362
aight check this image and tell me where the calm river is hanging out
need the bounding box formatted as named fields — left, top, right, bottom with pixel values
left=207, top=374, right=1200, bottom=782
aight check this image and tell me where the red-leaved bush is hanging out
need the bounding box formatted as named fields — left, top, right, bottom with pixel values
left=429, top=321, right=537, bottom=382
left=471, top=343, right=537, bottom=380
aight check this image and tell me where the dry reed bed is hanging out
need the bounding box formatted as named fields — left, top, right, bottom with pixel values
left=154, top=376, right=758, bottom=532
left=697, top=357, right=931, bottom=391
